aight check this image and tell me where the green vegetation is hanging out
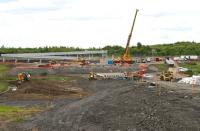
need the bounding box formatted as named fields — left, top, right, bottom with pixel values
left=155, top=64, right=169, bottom=72
left=40, top=72, right=48, bottom=76
left=32, top=75, right=73, bottom=81
left=0, top=45, right=83, bottom=54
left=0, top=82, right=8, bottom=92
left=0, top=64, right=9, bottom=75
left=179, top=63, right=200, bottom=75
left=151, top=41, right=200, bottom=56
left=0, top=105, right=43, bottom=122
left=0, top=64, right=10, bottom=93
left=103, top=41, right=200, bottom=56
left=1, top=41, right=200, bottom=56
left=42, top=76, right=70, bottom=81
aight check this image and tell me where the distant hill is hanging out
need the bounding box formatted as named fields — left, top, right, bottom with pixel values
left=104, top=41, right=200, bottom=56
left=1, top=41, right=200, bottom=56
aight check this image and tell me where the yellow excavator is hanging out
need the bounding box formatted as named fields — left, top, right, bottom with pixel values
left=17, top=72, right=31, bottom=83
left=160, top=71, right=174, bottom=81
left=113, top=9, right=139, bottom=64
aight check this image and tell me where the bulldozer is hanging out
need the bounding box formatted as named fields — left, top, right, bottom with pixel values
left=113, top=9, right=139, bottom=64
left=17, top=72, right=31, bottom=83
left=160, top=71, right=173, bottom=81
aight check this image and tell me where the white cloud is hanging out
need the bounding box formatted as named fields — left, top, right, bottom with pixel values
left=0, top=0, right=200, bottom=48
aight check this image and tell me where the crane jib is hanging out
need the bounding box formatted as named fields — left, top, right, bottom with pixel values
left=123, top=9, right=139, bottom=56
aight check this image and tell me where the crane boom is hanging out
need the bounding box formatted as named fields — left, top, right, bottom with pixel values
left=122, top=9, right=139, bottom=61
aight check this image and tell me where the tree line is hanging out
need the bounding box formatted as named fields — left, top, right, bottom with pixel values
left=1, top=41, right=200, bottom=56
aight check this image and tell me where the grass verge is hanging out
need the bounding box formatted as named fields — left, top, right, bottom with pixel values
left=154, top=64, right=169, bottom=72
left=0, top=105, right=43, bottom=122
left=179, top=62, right=200, bottom=75
left=0, top=82, right=8, bottom=92
left=39, top=76, right=73, bottom=81
left=0, top=64, right=9, bottom=74
left=0, top=64, right=10, bottom=93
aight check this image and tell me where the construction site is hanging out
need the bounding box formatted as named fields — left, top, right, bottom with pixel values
left=1, top=8, right=200, bottom=131
left=1, top=58, right=200, bottom=131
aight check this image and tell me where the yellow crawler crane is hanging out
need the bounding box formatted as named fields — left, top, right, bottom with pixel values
left=113, top=9, right=139, bottom=64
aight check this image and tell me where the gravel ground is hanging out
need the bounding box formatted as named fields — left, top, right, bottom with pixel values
left=8, top=65, right=139, bottom=76
left=2, top=64, right=200, bottom=131
left=3, top=80, right=200, bottom=131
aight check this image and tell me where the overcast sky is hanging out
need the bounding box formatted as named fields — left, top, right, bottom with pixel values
left=0, top=0, right=200, bottom=48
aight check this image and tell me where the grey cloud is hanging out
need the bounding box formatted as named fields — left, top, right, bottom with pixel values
left=144, top=12, right=176, bottom=17
left=161, top=35, right=170, bottom=39
left=0, top=0, right=16, bottom=3
left=1, top=0, right=76, bottom=14
left=161, top=27, right=193, bottom=32
left=49, top=16, right=119, bottom=21
left=145, top=11, right=200, bottom=18
left=5, top=6, right=62, bottom=14
left=52, top=0, right=77, bottom=5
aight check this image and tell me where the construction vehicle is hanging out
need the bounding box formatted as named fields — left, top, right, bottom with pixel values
left=89, top=72, right=127, bottom=80
left=17, top=72, right=31, bottom=83
left=113, top=9, right=139, bottom=64
left=160, top=71, right=173, bottom=81
left=124, top=69, right=145, bottom=80
left=80, top=59, right=90, bottom=66
left=89, top=70, right=145, bottom=80
left=89, top=72, right=97, bottom=80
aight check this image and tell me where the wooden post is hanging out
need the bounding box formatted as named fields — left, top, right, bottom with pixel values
left=154, top=75, right=160, bottom=96
left=192, top=84, right=195, bottom=97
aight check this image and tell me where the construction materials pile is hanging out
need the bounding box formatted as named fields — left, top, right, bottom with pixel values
left=178, top=75, right=200, bottom=85
left=89, top=70, right=145, bottom=80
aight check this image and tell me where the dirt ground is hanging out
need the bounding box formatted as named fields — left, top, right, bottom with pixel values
left=9, top=78, right=89, bottom=99
left=1, top=64, right=200, bottom=131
